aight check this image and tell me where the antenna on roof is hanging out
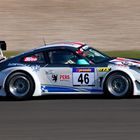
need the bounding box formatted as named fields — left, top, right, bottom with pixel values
left=43, top=37, right=46, bottom=46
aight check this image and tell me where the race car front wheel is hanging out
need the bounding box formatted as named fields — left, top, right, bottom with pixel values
left=104, top=72, right=133, bottom=98
left=5, top=72, right=35, bottom=100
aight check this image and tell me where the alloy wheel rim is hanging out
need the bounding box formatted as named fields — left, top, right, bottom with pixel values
left=9, top=75, right=30, bottom=97
left=108, top=75, right=129, bottom=96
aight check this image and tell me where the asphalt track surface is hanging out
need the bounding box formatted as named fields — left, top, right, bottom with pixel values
left=0, top=95, right=140, bottom=140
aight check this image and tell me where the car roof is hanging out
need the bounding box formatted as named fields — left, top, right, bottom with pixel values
left=36, top=42, right=86, bottom=50
left=9, top=42, right=87, bottom=59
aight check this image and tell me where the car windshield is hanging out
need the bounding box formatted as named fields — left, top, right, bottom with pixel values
left=77, top=46, right=111, bottom=64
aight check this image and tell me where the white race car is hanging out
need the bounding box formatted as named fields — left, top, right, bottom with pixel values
left=0, top=41, right=140, bottom=100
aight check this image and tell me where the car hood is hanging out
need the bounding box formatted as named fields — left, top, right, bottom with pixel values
left=109, top=57, right=140, bottom=67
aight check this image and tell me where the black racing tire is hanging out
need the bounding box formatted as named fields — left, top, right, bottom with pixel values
left=104, top=72, right=133, bottom=98
left=5, top=72, right=35, bottom=100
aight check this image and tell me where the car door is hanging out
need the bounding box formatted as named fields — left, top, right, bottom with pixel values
left=40, top=48, right=101, bottom=94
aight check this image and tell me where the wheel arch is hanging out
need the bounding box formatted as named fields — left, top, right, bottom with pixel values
left=3, top=69, right=42, bottom=97
left=4, top=69, right=35, bottom=85
left=102, top=70, right=134, bottom=95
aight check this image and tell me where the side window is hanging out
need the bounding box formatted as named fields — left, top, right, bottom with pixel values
left=48, top=50, right=80, bottom=65
left=22, top=52, right=46, bottom=64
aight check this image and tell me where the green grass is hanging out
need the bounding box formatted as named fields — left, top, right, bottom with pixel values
left=105, top=50, right=140, bottom=59
left=3, top=50, right=140, bottom=59
left=3, top=51, right=21, bottom=57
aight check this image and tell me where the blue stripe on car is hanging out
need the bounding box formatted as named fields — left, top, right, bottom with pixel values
left=41, top=85, right=102, bottom=93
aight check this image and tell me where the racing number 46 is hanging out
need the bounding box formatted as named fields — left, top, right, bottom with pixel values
left=73, top=71, right=94, bottom=86
left=78, top=73, right=89, bottom=84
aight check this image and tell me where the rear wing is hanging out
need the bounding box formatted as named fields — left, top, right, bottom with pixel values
left=0, top=41, right=6, bottom=61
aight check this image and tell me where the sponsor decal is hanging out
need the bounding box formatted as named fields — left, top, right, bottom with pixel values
left=8, top=63, right=24, bottom=66
left=73, top=68, right=94, bottom=72
left=52, top=74, right=58, bottom=82
left=24, top=56, right=37, bottom=62
left=8, top=63, right=40, bottom=72
left=98, top=68, right=111, bottom=72
left=60, top=75, right=70, bottom=81
left=49, top=74, right=70, bottom=82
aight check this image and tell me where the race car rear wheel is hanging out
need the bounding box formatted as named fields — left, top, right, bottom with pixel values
left=104, top=72, right=133, bottom=98
left=5, top=72, right=35, bottom=100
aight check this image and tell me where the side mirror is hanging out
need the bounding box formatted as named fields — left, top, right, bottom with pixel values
left=77, top=59, right=89, bottom=65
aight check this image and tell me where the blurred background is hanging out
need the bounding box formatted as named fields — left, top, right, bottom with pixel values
left=0, top=0, right=140, bottom=51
